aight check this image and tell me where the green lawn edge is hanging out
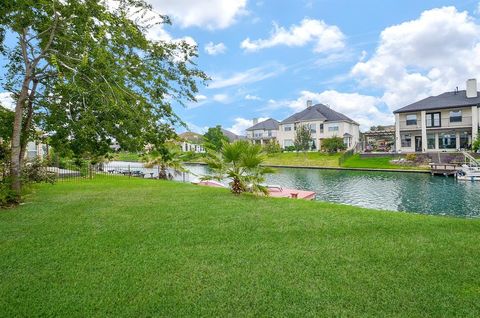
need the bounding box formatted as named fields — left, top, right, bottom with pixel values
left=0, top=176, right=479, bottom=316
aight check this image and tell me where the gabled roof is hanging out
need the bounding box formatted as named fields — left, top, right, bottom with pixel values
left=221, top=128, right=246, bottom=142
left=280, top=104, right=358, bottom=125
left=246, top=118, right=279, bottom=131
left=394, top=90, right=480, bottom=113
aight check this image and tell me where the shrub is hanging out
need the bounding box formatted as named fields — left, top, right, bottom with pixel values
left=263, top=140, right=281, bottom=155
left=284, top=145, right=296, bottom=152
left=0, top=182, right=17, bottom=207
left=473, top=136, right=480, bottom=152
left=321, top=137, right=347, bottom=153
left=405, top=153, right=417, bottom=161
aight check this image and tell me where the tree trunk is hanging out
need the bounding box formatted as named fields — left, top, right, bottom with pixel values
left=19, top=80, right=38, bottom=163
left=10, top=77, right=31, bottom=198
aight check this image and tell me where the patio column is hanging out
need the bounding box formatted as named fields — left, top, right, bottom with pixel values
left=472, top=106, right=479, bottom=141
left=421, top=111, right=427, bottom=153
left=395, top=113, right=401, bottom=152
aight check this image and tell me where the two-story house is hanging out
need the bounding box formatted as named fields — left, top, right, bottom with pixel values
left=178, top=132, right=206, bottom=153
left=277, top=102, right=360, bottom=150
left=394, top=79, right=480, bottom=153
left=246, top=118, right=280, bottom=145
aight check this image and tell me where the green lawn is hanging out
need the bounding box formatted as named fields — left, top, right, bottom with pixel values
left=1, top=177, right=479, bottom=316
left=264, top=152, right=341, bottom=167
left=341, top=154, right=429, bottom=170
left=113, top=151, right=142, bottom=162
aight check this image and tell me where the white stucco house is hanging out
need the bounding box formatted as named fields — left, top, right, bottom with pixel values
left=394, top=79, right=480, bottom=153
left=276, top=102, right=360, bottom=150
left=245, top=118, right=280, bottom=145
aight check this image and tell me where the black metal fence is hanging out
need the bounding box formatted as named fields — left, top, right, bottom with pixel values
left=47, top=163, right=195, bottom=182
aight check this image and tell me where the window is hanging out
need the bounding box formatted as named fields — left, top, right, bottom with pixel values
left=320, top=124, right=324, bottom=133
left=427, top=133, right=436, bottom=149
left=254, top=132, right=263, bottom=138
left=450, top=110, right=462, bottom=123
left=401, top=134, right=412, bottom=147
left=267, top=130, right=272, bottom=137
left=406, top=114, right=417, bottom=126
left=426, top=112, right=441, bottom=127
left=328, top=125, right=339, bottom=132
left=438, top=132, right=456, bottom=149
left=310, top=123, right=316, bottom=133
left=460, top=131, right=470, bottom=149
left=284, top=125, right=292, bottom=132
left=283, top=139, right=293, bottom=147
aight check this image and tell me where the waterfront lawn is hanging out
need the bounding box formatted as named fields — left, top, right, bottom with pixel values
left=1, top=177, right=479, bottom=316
left=341, top=154, right=428, bottom=170
left=114, top=151, right=142, bottom=162
left=264, top=151, right=341, bottom=167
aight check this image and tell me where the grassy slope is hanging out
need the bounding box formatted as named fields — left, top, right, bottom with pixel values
left=114, top=152, right=142, bottom=162
left=341, top=154, right=429, bottom=170
left=264, top=152, right=341, bottom=167
left=1, top=177, right=479, bottom=317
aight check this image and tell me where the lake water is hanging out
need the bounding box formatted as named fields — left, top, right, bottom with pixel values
left=107, top=161, right=480, bottom=218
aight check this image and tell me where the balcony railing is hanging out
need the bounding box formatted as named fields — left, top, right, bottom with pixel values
left=400, top=116, right=473, bottom=130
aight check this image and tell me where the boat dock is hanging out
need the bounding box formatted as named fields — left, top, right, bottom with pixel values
left=429, top=163, right=458, bottom=176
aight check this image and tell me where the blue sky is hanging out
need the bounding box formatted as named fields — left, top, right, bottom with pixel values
left=2, top=0, right=480, bottom=135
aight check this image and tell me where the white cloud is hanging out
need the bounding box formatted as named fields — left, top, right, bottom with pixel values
left=226, top=117, right=269, bottom=135
left=0, top=92, right=14, bottom=111
left=150, top=0, right=247, bottom=30
left=184, top=122, right=208, bottom=134
left=209, top=64, right=286, bottom=89
left=241, top=18, right=345, bottom=53
left=266, top=90, right=392, bottom=131
left=195, top=94, right=207, bottom=102
left=205, top=42, right=227, bottom=55
left=187, top=94, right=208, bottom=109
left=245, top=94, right=262, bottom=101
left=213, top=94, right=229, bottom=103
left=105, top=0, right=197, bottom=46
left=351, top=6, right=480, bottom=111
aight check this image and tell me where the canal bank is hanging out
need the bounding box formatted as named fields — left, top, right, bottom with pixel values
left=183, top=163, right=479, bottom=217
left=186, top=161, right=430, bottom=174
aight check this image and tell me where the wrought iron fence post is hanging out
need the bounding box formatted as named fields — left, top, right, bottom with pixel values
left=128, top=164, right=131, bottom=178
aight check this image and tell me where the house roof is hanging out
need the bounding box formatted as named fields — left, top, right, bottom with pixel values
left=178, top=132, right=204, bottom=144
left=221, top=128, right=246, bottom=142
left=280, top=104, right=358, bottom=125
left=246, top=118, right=279, bottom=131
left=394, top=90, right=480, bottom=113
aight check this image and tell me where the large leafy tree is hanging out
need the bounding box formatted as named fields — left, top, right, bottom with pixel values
left=203, top=125, right=229, bottom=151
left=0, top=0, right=208, bottom=198
left=205, top=140, right=274, bottom=195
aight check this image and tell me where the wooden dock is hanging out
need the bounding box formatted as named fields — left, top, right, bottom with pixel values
left=429, top=163, right=458, bottom=176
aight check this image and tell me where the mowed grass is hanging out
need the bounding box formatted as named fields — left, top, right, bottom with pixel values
left=114, top=151, right=142, bottom=162
left=264, top=152, right=341, bottom=167
left=341, top=154, right=429, bottom=170
left=1, top=177, right=480, bottom=317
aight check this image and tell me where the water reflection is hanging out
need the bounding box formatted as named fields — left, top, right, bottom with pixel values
left=107, top=161, right=480, bottom=217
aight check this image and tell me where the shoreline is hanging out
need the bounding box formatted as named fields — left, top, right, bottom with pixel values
left=184, top=161, right=431, bottom=174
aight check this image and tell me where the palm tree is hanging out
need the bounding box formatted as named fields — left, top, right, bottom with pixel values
left=143, top=142, right=188, bottom=180
left=205, top=140, right=274, bottom=195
